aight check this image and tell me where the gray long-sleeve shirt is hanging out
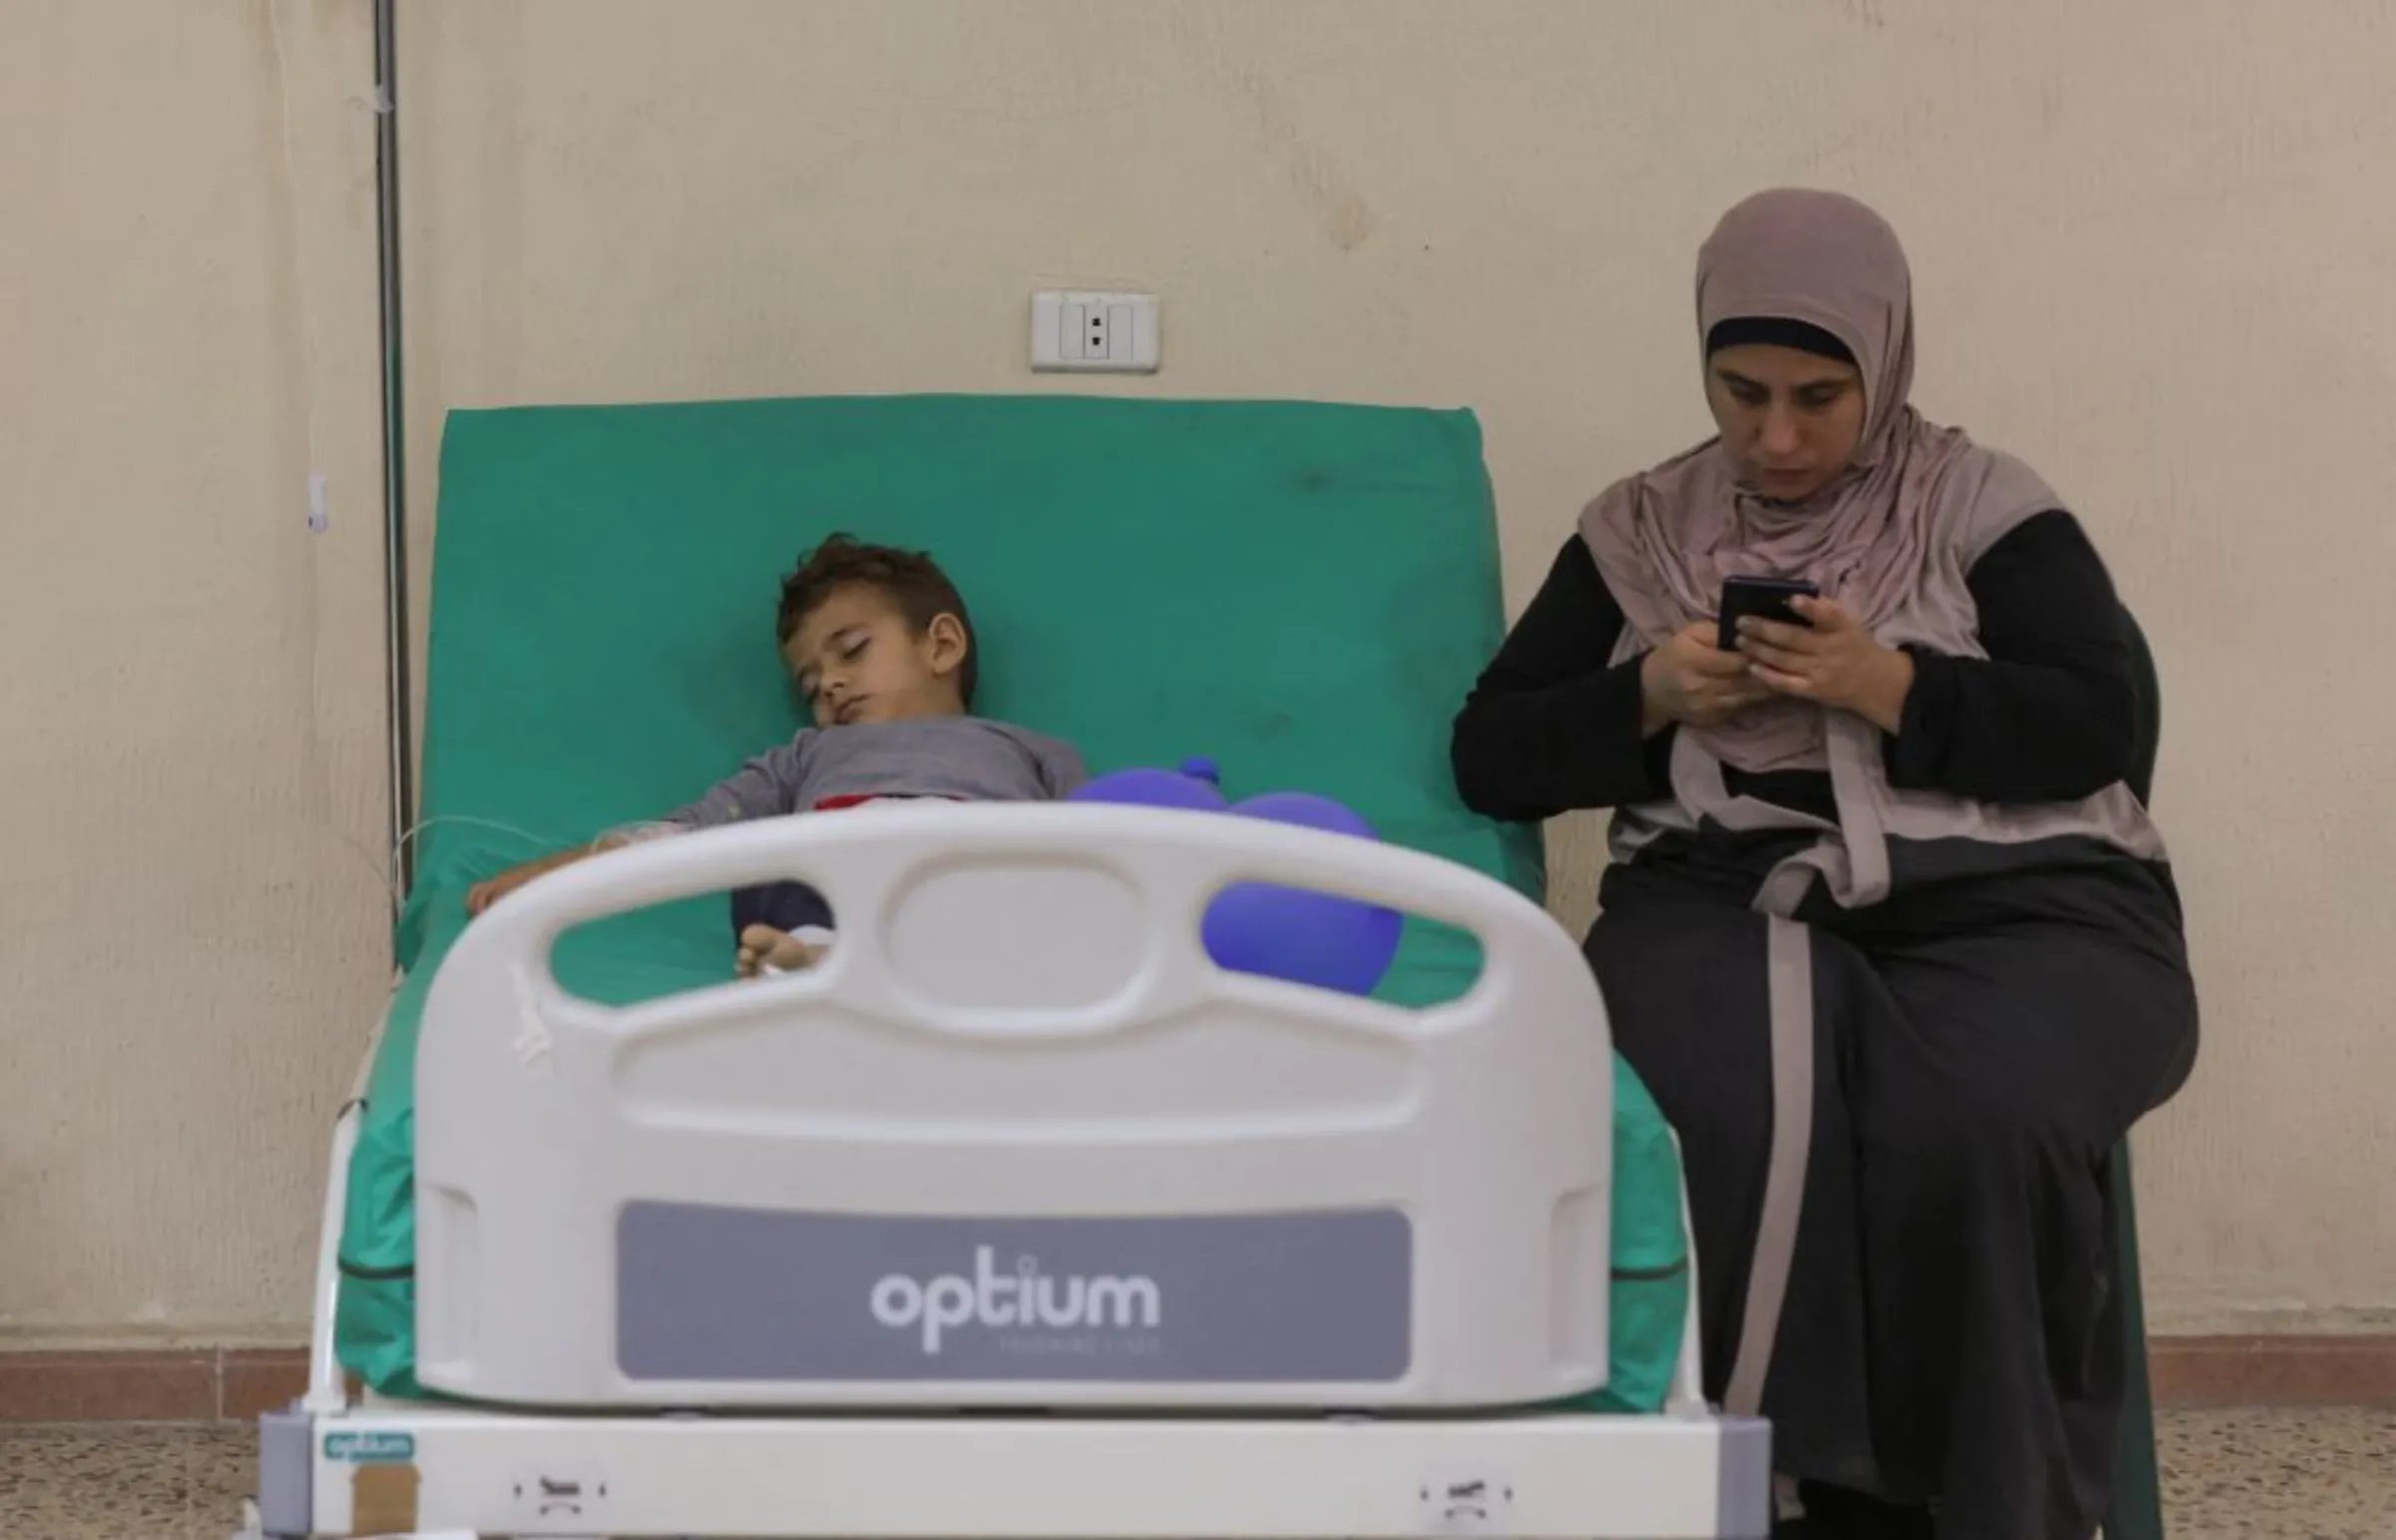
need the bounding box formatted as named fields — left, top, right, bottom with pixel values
left=663, top=716, right=1087, bottom=828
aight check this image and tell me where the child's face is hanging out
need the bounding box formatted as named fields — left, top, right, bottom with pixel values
left=782, top=583, right=969, bottom=729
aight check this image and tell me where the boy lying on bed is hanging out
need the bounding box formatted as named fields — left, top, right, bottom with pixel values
left=465, top=533, right=1087, bottom=975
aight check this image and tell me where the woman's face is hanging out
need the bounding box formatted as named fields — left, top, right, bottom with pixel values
left=1704, top=343, right=1868, bottom=502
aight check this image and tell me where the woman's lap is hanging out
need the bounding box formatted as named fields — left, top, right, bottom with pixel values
left=1586, top=883, right=2196, bottom=1538
left=1587, top=896, right=1879, bottom=1487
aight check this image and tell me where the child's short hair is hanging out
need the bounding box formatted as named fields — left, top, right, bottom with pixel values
left=776, top=533, right=979, bottom=705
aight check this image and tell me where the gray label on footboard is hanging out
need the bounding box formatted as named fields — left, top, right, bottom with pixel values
left=617, top=1203, right=1412, bottom=1383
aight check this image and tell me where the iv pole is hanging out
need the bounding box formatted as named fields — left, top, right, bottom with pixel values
left=373, top=0, right=415, bottom=914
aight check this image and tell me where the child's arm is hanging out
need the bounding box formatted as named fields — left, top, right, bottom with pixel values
left=463, top=827, right=670, bottom=915
left=465, top=735, right=814, bottom=915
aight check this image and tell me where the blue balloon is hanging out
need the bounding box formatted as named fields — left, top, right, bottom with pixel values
left=1204, top=791, right=1404, bottom=998
left=1066, top=761, right=1403, bottom=997
left=1066, top=757, right=1228, bottom=812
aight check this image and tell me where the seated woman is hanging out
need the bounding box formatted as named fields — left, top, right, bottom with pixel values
left=1452, top=189, right=2197, bottom=1540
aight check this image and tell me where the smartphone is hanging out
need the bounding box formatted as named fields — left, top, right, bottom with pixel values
left=1717, top=575, right=1820, bottom=652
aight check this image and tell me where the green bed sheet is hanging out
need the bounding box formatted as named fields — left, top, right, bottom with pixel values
left=334, top=393, right=1687, bottom=1412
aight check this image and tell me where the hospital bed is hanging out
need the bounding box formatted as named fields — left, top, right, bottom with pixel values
left=251, top=393, right=1769, bottom=1538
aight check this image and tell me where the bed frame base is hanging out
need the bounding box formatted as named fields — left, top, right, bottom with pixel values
left=257, top=1400, right=1769, bottom=1539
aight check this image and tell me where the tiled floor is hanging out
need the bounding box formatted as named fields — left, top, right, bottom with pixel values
left=1, top=1422, right=258, bottom=1539
left=2156, top=1407, right=2396, bottom=1539
left=1, top=1409, right=2389, bottom=1538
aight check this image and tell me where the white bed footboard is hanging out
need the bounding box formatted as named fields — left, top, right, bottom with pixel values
left=413, top=802, right=1615, bottom=1411
left=304, top=1010, right=384, bottom=1415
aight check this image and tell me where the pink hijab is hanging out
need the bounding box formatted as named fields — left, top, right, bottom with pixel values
left=1580, top=189, right=2059, bottom=772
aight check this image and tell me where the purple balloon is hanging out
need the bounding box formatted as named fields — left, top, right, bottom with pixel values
left=1067, top=759, right=1227, bottom=812
left=1065, top=765, right=1403, bottom=997
left=1205, top=791, right=1404, bottom=997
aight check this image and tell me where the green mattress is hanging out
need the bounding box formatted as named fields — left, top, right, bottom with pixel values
left=334, top=392, right=1688, bottom=1412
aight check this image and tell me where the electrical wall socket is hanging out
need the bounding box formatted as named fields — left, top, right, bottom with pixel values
left=1030, top=290, right=1159, bottom=373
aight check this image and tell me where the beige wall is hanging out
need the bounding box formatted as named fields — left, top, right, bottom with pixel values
left=5, top=0, right=2391, bottom=1344
left=0, top=0, right=387, bottom=1343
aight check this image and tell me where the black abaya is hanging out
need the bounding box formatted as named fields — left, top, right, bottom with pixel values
left=1451, top=516, right=2199, bottom=1540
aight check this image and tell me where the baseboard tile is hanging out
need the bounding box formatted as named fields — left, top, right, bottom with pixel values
left=0, top=1348, right=309, bottom=1423
left=3, top=1335, right=2390, bottom=1421
left=2148, top=1333, right=2396, bottom=1410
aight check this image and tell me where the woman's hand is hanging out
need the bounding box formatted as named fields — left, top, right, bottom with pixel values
left=1734, top=596, right=1915, bottom=733
left=1640, top=623, right=1775, bottom=737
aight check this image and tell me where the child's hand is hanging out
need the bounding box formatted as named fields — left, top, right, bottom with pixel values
left=467, top=833, right=647, bottom=914
left=465, top=859, right=547, bottom=914
left=738, top=925, right=828, bottom=977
